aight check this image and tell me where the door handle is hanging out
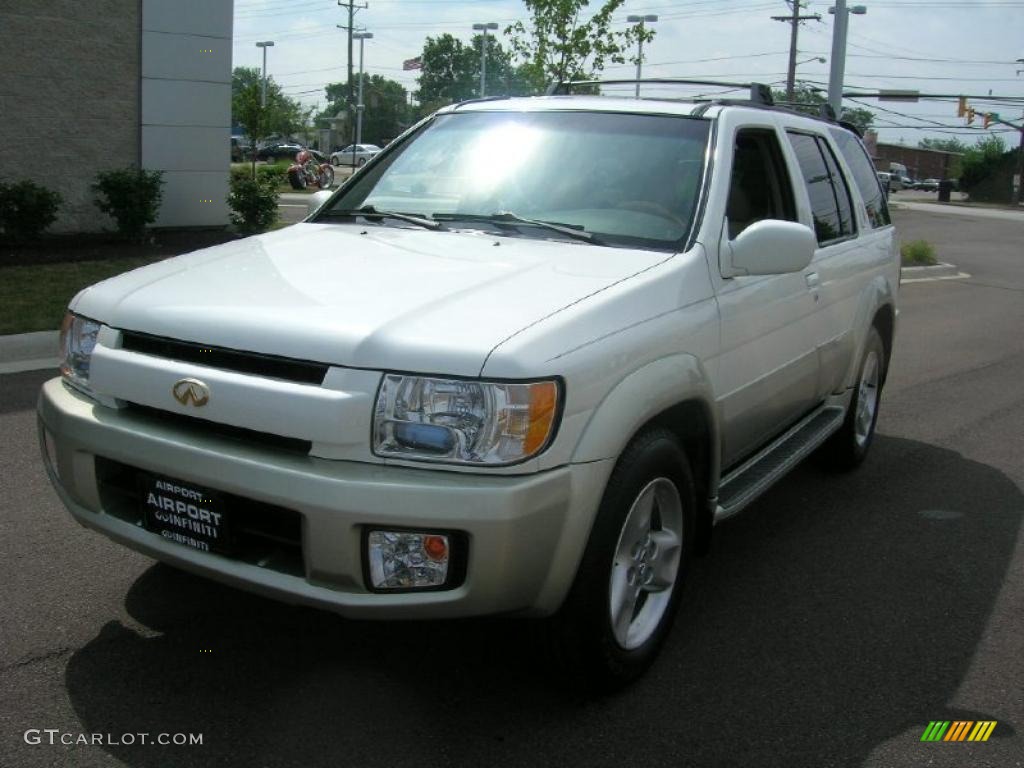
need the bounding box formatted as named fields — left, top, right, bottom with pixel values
left=805, top=271, right=820, bottom=288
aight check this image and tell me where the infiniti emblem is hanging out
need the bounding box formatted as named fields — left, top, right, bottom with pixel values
left=172, top=378, right=210, bottom=407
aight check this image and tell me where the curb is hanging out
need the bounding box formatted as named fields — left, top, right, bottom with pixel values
left=0, top=331, right=59, bottom=375
left=900, top=262, right=969, bottom=284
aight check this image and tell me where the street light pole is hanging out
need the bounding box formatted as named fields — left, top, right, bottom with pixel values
left=827, top=3, right=866, bottom=117
left=472, top=22, right=499, bottom=98
left=627, top=14, right=658, bottom=99
left=255, top=41, right=275, bottom=108
left=353, top=32, right=373, bottom=147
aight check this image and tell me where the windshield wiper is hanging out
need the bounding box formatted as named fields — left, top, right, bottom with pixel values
left=432, top=211, right=602, bottom=245
left=321, top=205, right=442, bottom=230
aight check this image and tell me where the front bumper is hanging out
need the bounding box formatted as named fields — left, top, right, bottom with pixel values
left=38, top=378, right=612, bottom=619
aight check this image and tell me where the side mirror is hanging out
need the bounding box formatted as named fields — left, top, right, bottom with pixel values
left=725, top=219, right=816, bottom=277
left=307, top=190, right=334, bottom=217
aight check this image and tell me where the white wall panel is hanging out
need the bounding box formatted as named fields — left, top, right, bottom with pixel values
left=143, top=0, right=232, bottom=38
left=141, top=0, right=232, bottom=228
left=142, top=31, right=231, bottom=83
left=151, top=171, right=229, bottom=228
left=143, top=126, right=229, bottom=171
left=142, top=80, right=230, bottom=128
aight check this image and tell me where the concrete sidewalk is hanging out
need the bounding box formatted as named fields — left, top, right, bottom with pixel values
left=0, top=331, right=59, bottom=375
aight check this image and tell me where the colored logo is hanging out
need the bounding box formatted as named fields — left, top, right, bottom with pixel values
left=921, top=721, right=997, bottom=742
left=172, top=378, right=210, bottom=407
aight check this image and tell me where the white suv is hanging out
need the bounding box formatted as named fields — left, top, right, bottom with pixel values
left=39, top=85, right=897, bottom=687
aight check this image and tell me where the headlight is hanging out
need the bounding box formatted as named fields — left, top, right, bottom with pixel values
left=373, top=375, right=560, bottom=465
left=59, top=312, right=100, bottom=395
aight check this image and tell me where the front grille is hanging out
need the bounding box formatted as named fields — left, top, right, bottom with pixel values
left=121, top=331, right=329, bottom=385
left=95, top=457, right=305, bottom=577
left=123, top=403, right=312, bottom=455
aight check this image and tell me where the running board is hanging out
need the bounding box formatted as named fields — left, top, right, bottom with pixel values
left=715, top=406, right=845, bottom=522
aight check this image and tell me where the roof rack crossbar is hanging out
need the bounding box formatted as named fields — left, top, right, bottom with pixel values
left=547, top=77, right=767, bottom=98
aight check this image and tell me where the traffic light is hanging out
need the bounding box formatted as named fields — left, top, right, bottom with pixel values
left=957, top=96, right=967, bottom=117
left=966, top=107, right=975, bottom=125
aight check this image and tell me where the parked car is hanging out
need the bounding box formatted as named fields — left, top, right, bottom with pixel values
left=330, top=144, right=382, bottom=166
left=39, top=87, right=898, bottom=689
left=915, top=178, right=940, bottom=192
left=255, top=142, right=304, bottom=162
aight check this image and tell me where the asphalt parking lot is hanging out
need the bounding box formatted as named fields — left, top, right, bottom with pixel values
left=1, top=206, right=1022, bottom=767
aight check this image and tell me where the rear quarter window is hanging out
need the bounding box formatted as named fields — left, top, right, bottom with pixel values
left=786, top=131, right=856, bottom=244
left=829, top=128, right=892, bottom=229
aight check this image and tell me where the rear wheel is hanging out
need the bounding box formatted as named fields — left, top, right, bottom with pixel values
left=819, top=327, right=886, bottom=470
left=547, top=428, right=694, bottom=690
left=357, top=157, right=367, bottom=167
left=330, top=156, right=340, bottom=166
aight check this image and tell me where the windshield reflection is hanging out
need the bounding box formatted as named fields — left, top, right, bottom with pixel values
left=319, top=109, right=711, bottom=250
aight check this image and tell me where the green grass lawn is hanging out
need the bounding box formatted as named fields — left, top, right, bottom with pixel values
left=0, top=256, right=164, bottom=335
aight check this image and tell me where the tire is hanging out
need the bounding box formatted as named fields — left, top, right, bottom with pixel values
left=330, top=156, right=340, bottom=166
left=287, top=168, right=307, bottom=190
left=818, top=327, right=886, bottom=471
left=357, top=157, right=367, bottom=167
left=318, top=165, right=335, bottom=189
left=547, top=428, right=695, bottom=690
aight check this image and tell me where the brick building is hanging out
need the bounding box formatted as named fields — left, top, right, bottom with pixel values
left=872, top=142, right=962, bottom=180
left=0, top=0, right=233, bottom=232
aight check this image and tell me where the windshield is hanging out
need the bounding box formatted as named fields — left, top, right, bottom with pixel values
left=317, top=110, right=710, bottom=250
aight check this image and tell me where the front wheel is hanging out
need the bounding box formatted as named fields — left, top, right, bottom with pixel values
left=547, top=428, right=695, bottom=690
left=287, top=168, right=307, bottom=190
left=317, top=165, right=335, bottom=189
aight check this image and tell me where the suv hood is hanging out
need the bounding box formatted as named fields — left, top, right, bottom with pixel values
left=73, top=223, right=670, bottom=376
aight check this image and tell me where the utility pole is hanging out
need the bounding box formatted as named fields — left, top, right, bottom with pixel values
left=772, top=2, right=820, bottom=102
left=337, top=0, right=368, bottom=145
left=627, top=15, right=658, bottom=99
left=255, top=41, right=275, bottom=108
left=354, top=31, right=373, bottom=147
left=472, top=22, right=499, bottom=97
left=827, top=2, right=867, bottom=118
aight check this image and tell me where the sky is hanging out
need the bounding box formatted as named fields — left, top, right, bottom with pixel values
left=232, top=0, right=1024, bottom=147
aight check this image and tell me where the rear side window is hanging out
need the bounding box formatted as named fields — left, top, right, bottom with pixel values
left=829, top=128, right=891, bottom=229
left=786, top=131, right=856, bottom=244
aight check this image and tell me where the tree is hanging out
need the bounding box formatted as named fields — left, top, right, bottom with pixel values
left=506, top=0, right=652, bottom=85
left=919, top=137, right=968, bottom=154
left=231, top=66, right=305, bottom=147
left=771, top=84, right=875, bottom=133
left=959, top=135, right=1012, bottom=201
left=317, top=75, right=410, bottom=146
left=415, top=33, right=525, bottom=109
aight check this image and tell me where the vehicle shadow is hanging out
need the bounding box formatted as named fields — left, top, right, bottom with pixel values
left=63, top=435, right=1021, bottom=767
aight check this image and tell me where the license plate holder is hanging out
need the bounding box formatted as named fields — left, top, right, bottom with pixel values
left=139, top=473, right=230, bottom=554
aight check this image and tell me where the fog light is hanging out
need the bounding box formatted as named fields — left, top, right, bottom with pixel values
left=367, top=530, right=450, bottom=590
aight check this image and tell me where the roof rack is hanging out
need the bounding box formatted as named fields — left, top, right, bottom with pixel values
left=545, top=77, right=774, bottom=106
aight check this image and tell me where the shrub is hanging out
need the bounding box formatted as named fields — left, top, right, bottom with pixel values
left=231, top=163, right=288, bottom=187
left=0, top=180, right=63, bottom=241
left=900, top=239, right=937, bottom=266
left=228, top=172, right=280, bottom=235
left=93, top=168, right=165, bottom=239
